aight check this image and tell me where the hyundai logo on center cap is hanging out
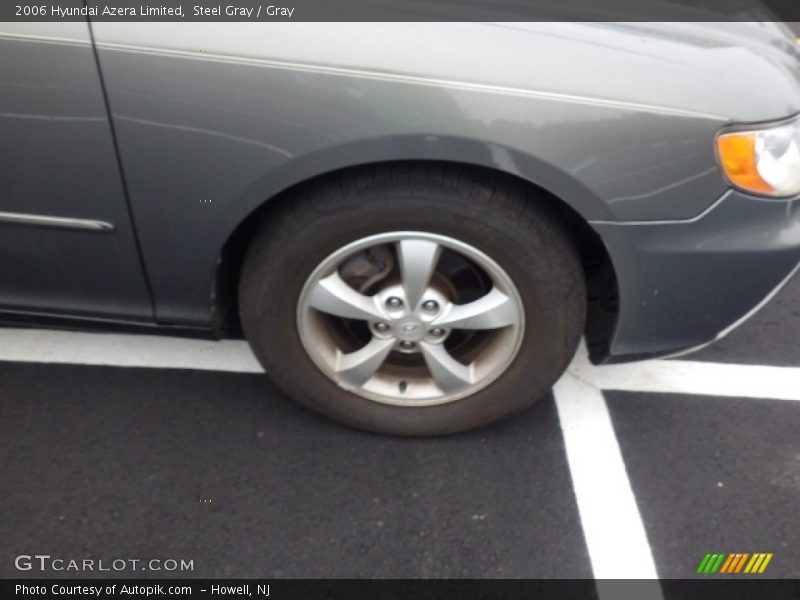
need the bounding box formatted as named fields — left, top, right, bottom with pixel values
left=394, top=319, right=425, bottom=341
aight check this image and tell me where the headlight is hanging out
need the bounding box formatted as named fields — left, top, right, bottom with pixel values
left=716, top=115, right=800, bottom=197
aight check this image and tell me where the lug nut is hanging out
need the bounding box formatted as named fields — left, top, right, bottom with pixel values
left=399, top=341, right=416, bottom=350
left=386, top=297, right=403, bottom=309
left=430, top=328, right=445, bottom=337
left=422, top=300, right=439, bottom=313
left=374, top=322, right=390, bottom=333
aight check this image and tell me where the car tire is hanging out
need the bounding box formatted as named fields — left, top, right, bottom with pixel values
left=239, top=164, right=586, bottom=436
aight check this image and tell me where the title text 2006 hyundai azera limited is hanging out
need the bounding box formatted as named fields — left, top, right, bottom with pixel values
left=2, top=22, right=800, bottom=435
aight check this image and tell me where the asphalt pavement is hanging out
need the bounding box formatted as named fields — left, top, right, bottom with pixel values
left=1, top=274, right=799, bottom=587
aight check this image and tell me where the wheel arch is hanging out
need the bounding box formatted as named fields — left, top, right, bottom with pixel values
left=214, top=159, right=619, bottom=362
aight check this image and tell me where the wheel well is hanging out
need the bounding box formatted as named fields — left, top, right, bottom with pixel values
left=214, top=160, right=619, bottom=361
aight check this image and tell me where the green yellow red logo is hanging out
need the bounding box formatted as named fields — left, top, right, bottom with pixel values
left=696, top=552, right=773, bottom=574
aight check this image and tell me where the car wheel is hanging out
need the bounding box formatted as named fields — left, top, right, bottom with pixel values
left=239, top=165, right=586, bottom=436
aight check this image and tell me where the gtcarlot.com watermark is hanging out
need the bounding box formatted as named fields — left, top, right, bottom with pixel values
left=14, top=554, right=194, bottom=573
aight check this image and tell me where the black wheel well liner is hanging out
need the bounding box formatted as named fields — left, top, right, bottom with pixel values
left=214, top=160, right=619, bottom=362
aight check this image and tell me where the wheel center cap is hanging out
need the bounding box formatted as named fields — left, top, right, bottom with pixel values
left=393, top=318, right=425, bottom=342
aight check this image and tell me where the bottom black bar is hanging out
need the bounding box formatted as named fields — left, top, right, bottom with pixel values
left=3, top=579, right=800, bottom=600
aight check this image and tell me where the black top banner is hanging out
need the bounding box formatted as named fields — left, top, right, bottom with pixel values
left=2, top=0, right=800, bottom=22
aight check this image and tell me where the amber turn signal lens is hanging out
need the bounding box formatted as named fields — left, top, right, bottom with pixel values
left=716, top=133, right=775, bottom=195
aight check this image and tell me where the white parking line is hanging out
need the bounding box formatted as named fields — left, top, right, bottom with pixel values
left=4, top=328, right=798, bottom=401
left=0, top=328, right=263, bottom=373
left=569, top=353, right=800, bottom=402
left=554, top=373, right=662, bottom=592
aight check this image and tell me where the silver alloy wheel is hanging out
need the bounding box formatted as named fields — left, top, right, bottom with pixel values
left=296, top=232, right=525, bottom=407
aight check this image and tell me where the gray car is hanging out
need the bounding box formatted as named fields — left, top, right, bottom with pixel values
left=2, top=22, right=800, bottom=435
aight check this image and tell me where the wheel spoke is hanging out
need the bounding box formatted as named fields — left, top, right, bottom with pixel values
left=335, top=337, right=395, bottom=386
left=420, top=341, right=474, bottom=394
left=397, top=239, right=441, bottom=310
left=306, top=272, right=384, bottom=321
left=434, top=288, right=518, bottom=330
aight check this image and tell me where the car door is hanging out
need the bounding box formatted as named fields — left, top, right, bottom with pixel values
left=0, top=23, right=152, bottom=321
